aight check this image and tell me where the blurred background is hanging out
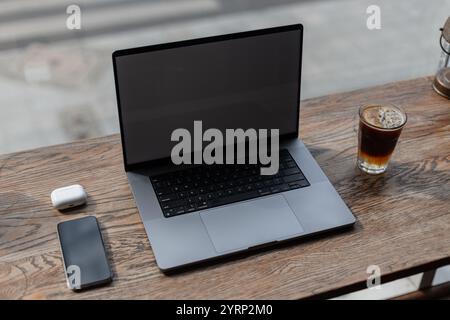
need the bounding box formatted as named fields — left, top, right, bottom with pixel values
left=0, top=0, right=449, bottom=154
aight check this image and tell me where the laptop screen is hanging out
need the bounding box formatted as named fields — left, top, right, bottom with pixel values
left=114, top=26, right=301, bottom=166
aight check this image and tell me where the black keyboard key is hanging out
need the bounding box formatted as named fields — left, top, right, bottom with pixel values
left=179, top=192, right=187, bottom=199
left=285, top=160, right=296, bottom=168
left=288, top=182, right=300, bottom=189
left=270, top=186, right=280, bottom=193
left=217, top=183, right=226, bottom=190
left=273, top=178, right=283, bottom=185
left=206, top=193, right=216, bottom=200
left=166, top=199, right=187, bottom=209
left=227, top=181, right=235, bottom=188
left=155, top=188, right=171, bottom=196
left=154, top=181, right=165, bottom=189
left=280, top=151, right=290, bottom=160
left=207, top=190, right=259, bottom=207
left=283, top=174, right=304, bottom=184
left=225, top=188, right=234, bottom=196
left=174, top=206, right=186, bottom=215
left=290, top=179, right=310, bottom=188
left=163, top=208, right=175, bottom=217
left=216, top=190, right=225, bottom=197
left=159, top=194, right=178, bottom=202
left=151, top=176, right=161, bottom=183
left=197, top=201, right=208, bottom=210
left=282, top=167, right=301, bottom=176
left=257, top=188, right=271, bottom=196
left=299, top=180, right=310, bottom=187
left=263, top=180, right=273, bottom=186
left=274, top=171, right=283, bottom=178
left=186, top=204, right=197, bottom=212
left=187, top=197, right=196, bottom=204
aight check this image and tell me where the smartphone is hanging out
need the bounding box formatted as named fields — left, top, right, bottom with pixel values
left=57, top=216, right=112, bottom=290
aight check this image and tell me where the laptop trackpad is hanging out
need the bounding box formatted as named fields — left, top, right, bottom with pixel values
left=200, top=195, right=304, bottom=253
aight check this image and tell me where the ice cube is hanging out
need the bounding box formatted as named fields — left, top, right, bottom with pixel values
left=377, top=107, right=403, bottom=129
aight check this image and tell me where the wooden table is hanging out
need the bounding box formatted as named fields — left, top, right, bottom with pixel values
left=1, top=76, right=449, bottom=299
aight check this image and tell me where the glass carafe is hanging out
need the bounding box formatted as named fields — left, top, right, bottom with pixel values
left=433, top=17, right=450, bottom=98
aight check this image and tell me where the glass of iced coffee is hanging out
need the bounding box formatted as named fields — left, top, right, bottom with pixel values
left=357, top=103, right=407, bottom=174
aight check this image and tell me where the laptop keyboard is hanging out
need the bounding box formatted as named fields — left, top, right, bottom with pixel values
left=150, top=149, right=310, bottom=218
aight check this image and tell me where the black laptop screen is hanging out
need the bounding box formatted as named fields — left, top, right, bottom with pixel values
left=114, top=27, right=301, bottom=166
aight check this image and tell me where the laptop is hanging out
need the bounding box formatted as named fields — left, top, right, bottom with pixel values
left=112, top=24, right=356, bottom=271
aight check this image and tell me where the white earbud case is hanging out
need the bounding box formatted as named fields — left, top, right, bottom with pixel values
left=51, top=184, right=87, bottom=210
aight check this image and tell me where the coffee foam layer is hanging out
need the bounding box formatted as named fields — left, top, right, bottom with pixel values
left=362, top=105, right=405, bottom=129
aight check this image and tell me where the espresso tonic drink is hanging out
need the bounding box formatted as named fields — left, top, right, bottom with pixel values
left=357, top=104, right=407, bottom=174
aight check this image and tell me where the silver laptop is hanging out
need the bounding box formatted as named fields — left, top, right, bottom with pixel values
left=112, top=24, right=355, bottom=271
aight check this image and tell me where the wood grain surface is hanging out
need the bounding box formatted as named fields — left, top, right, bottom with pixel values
left=394, top=282, right=450, bottom=300
left=0, top=76, right=449, bottom=299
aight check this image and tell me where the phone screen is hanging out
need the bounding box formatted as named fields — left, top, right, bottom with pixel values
left=57, top=216, right=112, bottom=290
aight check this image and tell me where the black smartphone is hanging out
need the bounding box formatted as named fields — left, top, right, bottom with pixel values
left=57, top=216, right=112, bottom=291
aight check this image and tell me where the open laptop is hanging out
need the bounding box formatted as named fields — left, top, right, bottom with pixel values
left=112, top=24, right=356, bottom=271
